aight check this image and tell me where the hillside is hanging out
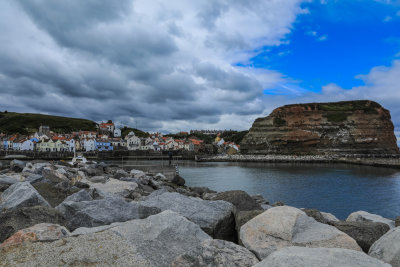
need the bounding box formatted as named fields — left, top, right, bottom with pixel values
left=240, top=100, right=399, bottom=155
left=0, top=111, right=97, bottom=135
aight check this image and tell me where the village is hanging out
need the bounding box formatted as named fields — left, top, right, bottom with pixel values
left=0, top=120, right=240, bottom=154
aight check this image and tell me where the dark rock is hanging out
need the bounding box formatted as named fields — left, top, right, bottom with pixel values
left=212, top=190, right=262, bottom=211
left=171, top=175, right=185, bottom=186
left=113, top=169, right=129, bottom=179
left=303, top=208, right=331, bottom=224
left=396, top=216, right=400, bottom=227
left=25, top=174, right=44, bottom=184
left=0, top=182, right=50, bottom=211
left=0, top=206, right=65, bottom=242
left=251, top=194, right=269, bottom=205
left=87, top=175, right=108, bottom=183
left=33, top=181, right=80, bottom=207
left=73, top=181, right=90, bottom=189
left=63, top=189, right=93, bottom=202
left=235, top=209, right=264, bottom=237
left=56, top=197, right=160, bottom=231
left=332, top=221, right=390, bottom=252
left=272, top=201, right=285, bottom=207
left=189, top=186, right=217, bottom=197
left=10, top=160, right=26, bottom=172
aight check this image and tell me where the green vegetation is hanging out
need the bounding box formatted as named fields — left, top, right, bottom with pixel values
left=165, top=132, right=215, bottom=144
left=0, top=112, right=97, bottom=135
left=220, top=130, right=249, bottom=144
left=315, top=100, right=379, bottom=114
left=121, top=126, right=149, bottom=138
left=273, top=117, right=287, bottom=127
left=326, top=112, right=348, bottom=122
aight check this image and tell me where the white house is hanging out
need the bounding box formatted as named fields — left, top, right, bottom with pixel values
left=66, top=138, right=75, bottom=152
left=84, top=139, right=96, bottom=152
left=126, top=133, right=141, bottom=151
left=114, top=128, right=121, bottom=137
left=21, top=139, right=35, bottom=151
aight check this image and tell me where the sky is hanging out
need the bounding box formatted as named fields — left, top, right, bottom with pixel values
left=1, top=0, right=400, bottom=135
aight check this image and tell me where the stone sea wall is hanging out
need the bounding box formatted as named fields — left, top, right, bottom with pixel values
left=0, top=159, right=399, bottom=266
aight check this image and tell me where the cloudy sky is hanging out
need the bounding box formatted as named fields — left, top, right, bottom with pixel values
left=1, top=0, right=400, bottom=134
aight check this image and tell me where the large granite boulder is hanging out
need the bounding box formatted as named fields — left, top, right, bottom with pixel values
left=171, top=239, right=259, bottom=267
left=140, top=192, right=236, bottom=241
left=332, top=221, right=390, bottom=252
left=254, top=247, right=390, bottom=267
left=0, top=182, right=50, bottom=211
left=0, top=230, right=151, bottom=266
left=87, top=178, right=138, bottom=198
left=369, top=227, right=400, bottom=266
left=56, top=196, right=160, bottom=231
left=0, top=206, right=65, bottom=242
left=240, top=206, right=361, bottom=260
left=347, top=211, right=395, bottom=229
left=0, top=223, right=70, bottom=248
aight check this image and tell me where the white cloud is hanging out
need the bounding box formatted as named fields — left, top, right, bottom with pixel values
left=383, top=16, right=393, bottom=22
left=0, top=0, right=311, bottom=132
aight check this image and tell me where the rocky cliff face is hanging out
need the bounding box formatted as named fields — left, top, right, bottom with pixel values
left=240, top=100, right=399, bottom=155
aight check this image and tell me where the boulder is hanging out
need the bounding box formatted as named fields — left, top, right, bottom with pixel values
left=10, top=160, right=26, bottom=172
left=0, top=206, right=65, bottom=242
left=0, top=176, right=19, bottom=187
left=252, top=194, right=269, bottom=205
left=41, top=168, right=69, bottom=184
left=131, top=169, right=146, bottom=178
left=302, top=208, right=339, bottom=224
left=113, top=169, right=129, bottom=179
left=25, top=174, right=44, bottom=184
left=32, top=181, right=80, bottom=207
left=101, top=210, right=211, bottom=267
left=240, top=206, right=361, bottom=260
left=369, top=227, right=400, bottom=266
left=235, top=209, right=264, bottom=234
left=211, top=190, right=262, bottom=211
left=0, top=182, right=50, bottom=211
left=87, top=178, right=138, bottom=198
left=63, top=189, right=93, bottom=202
left=0, top=231, right=151, bottom=266
left=347, top=211, right=395, bottom=229
left=56, top=196, right=160, bottom=231
left=141, top=192, right=236, bottom=241
left=171, top=175, right=185, bottom=186
left=0, top=223, right=70, bottom=248
left=254, top=247, right=390, bottom=267
left=171, top=239, right=259, bottom=267
left=396, top=216, right=400, bottom=227
left=189, top=186, right=216, bottom=197
left=332, top=221, right=390, bottom=252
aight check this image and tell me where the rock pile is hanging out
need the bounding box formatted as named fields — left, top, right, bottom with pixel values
left=0, top=160, right=397, bottom=266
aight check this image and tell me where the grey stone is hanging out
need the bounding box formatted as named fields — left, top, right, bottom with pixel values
left=333, top=221, right=390, bottom=252
left=141, top=192, right=236, bottom=241
left=106, top=210, right=211, bottom=267
left=0, top=176, right=19, bottom=185
left=240, top=206, right=362, bottom=260
left=10, top=160, right=26, bottom=172
left=171, top=175, right=185, bottom=186
left=235, top=209, right=264, bottom=235
left=171, top=239, right=259, bottom=267
left=396, top=216, right=400, bottom=227
left=212, top=190, right=262, bottom=211
left=255, top=247, right=390, bottom=267
left=114, top=169, right=129, bottom=179
left=252, top=194, right=269, bottom=205
left=25, top=174, right=44, bottom=184
left=0, top=231, right=151, bottom=266
left=261, top=204, right=273, bottom=210
left=0, top=182, right=50, bottom=211
left=347, top=211, right=395, bottom=229
left=369, top=227, right=400, bottom=266
left=130, top=169, right=146, bottom=178
left=87, top=178, right=138, bottom=198
left=56, top=196, right=160, bottom=231
left=0, top=206, right=65, bottom=242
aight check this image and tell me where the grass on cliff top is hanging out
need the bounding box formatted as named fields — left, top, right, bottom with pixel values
left=0, top=111, right=97, bottom=135
left=282, top=100, right=381, bottom=114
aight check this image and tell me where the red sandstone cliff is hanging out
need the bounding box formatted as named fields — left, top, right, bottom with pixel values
left=240, top=100, right=399, bottom=155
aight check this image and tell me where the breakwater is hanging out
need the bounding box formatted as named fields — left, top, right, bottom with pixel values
left=196, top=154, right=400, bottom=168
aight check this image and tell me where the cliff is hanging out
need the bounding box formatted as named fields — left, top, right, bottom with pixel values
left=240, top=100, right=399, bottom=155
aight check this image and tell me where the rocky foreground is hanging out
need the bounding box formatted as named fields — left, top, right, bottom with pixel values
left=0, top=160, right=400, bottom=266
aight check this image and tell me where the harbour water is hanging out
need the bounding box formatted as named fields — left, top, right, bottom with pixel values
left=178, top=161, right=400, bottom=220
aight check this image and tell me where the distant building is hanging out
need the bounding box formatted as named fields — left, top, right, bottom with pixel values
left=114, top=128, right=121, bottom=137
left=99, top=120, right=115, bottom=133
left=39, top=125, right=50, bottom=135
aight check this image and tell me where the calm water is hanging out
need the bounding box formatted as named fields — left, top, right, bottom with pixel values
left=177, top=161, right=400, bottom=220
